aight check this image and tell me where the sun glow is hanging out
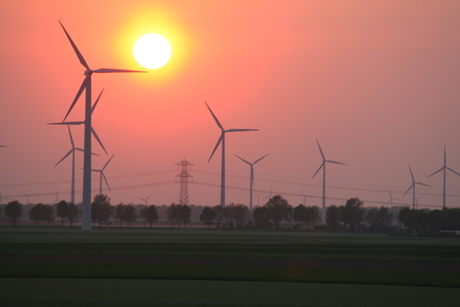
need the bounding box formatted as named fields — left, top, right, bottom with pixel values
left=133, top=34, right=172, bottom=69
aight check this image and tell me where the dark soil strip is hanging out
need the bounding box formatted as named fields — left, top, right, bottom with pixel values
left=1, top=255, right=459, bottom=272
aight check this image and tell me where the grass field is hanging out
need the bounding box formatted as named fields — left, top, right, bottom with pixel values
left=1, top=227, right=459, bottom=306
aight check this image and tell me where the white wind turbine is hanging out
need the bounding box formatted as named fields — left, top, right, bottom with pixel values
left=427, top=146, right=460, bottom=209
left=205, top=102, right=259, bottom=207
left=58, top=21, right=145, bottom=230
left=52, top=125, right=100, bottom=204
left=312, top=139, right=347, bottom=223
left=92, top=154, right=115, bottom=195
left=403, top=165, right=431, bottom=209
left=386, top=189, right=399, bottom=207
left=234, top=154, right=269, bottom=211
left=301, top=188, right=308, bottom=206
left=137, top=192, right=154, bottom=207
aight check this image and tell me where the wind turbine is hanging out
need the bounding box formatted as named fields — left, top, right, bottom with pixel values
left=403, top=165, right=431, bottom=209
left=0, top=194, right=11, bottom=205
left=386, top=189, right=399, bottom=207
left=301, top=188, right=308, bottom=206
left=51, top=125, right=99, bottom=205
left=205, top=102, right=258, bottom=207
left=311, top=139, right=347, bottom=223
left=137, top=192, right=154, bottom=207
left=58, top=21, right=145, bottom=230
left=427, top=146, right=460, bottom=209
left=92, top=154, right=115, bottom=195
left=23, top=193, right=32, bottom=205
left=234, top=154, right=269, bottom=211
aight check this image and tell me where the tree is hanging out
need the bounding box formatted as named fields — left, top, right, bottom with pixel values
left=179, top=205, right=191, bottom=227
left=56, top=200, right=69, bottom=227
left=43, top=204, right=54, bottom=226
left=340, top=198, right=365, bottom=230
left=305, top=206, right=320, bottom=229
left=30, top=203, right=46, bottom=226
left=265, top=195, right=289, bottom=229
left=166, top=203, right=181, bottom=227
left=227, top=203, right=249, bottom=228
left=252, top=206, right=271, bottom=228
left=200, top=206, right=216, bottom=228
left=4, top=200, right=22, bottom=227
left=67, top=203, right=79, bottom=227
left=326, top=205, right=340, bottom=230
left=294, top=204, right=308, bottom=228
left=124, top=204, right=137, bottom=226
left=212, top=205, right=225, bottom=228
left=91, top=194, right=113, bottom=227
left=141, top=205, right=159, bottom=227
left=115, top=203, right=126, bottom=227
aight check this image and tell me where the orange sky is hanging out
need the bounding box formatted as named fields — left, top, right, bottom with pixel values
left=1, top=0, right=460, bottom=210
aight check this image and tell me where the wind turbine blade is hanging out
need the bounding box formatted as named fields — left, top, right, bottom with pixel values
left=208, top=134, right=223, bottom=162
left=102, top=173, right=111, bottom=191
left=226, top=129, right=259, bottom=132
left=446, top=167, right=460, bottom=177
left=0, top=145, right=6, bottom=148
left=301, top=188, right=306, bottom=197
left=137, top=197, right=145, bottom=201
left=444, top=145, right=447, bottom=165
left=59, top=21, right=89, bottom=69
left=48, top=121, right=84, bottom=126
left=93, top=68, right=147, bottom=73
left=146, top=192, right=154, bottom=200
left=311, top=163, right=324, bottom=179
left=54, top=150, right=72, bottom=167
left=402, top=184, right=413, bottom=197
left=326, top=160, right=347, bottom=166
left=103, top=154, right=115, bottom=170
left=91, top=128, right=108, bottom=155
left=68, top=126, right=75, bottom=147
left=254, top=154, right=269, bottom=165
left=408, top=165, right=414, bottom=181
left=234, top=154, right=251, bottom=165
left=91, top=88, right=104, bottom=114
left=63, top=77, right=88, bottom=122
left=204, top=102, right=224, bottom=130
left=415, top=182, right=432, bottom=188
left=316, top=139, right=325, bottom=160
left=427, top=167, right=444, bottom=178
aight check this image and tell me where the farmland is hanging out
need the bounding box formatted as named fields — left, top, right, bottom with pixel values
left=1, top=227, right=459, bottom=306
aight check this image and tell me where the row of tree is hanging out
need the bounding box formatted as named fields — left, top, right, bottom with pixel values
left=398, top=207, right=460, bottom=233
left=199, top=196, right=321, bottom=229
left=325, top=198, right=393, bottom=231
left=3, top=195, right=460, bottom=234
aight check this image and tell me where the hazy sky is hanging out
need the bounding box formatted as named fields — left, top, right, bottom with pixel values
left=1, top=0, right=459, bottom=210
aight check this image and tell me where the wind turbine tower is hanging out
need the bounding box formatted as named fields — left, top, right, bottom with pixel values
left=312, top=139, right=347, bottom=223
left=92, top=154, right=115, bottom=195
left=205, top=102, right=258, bottom=207
left=403, top=165, right=431, bottom=209
left=427, top=146, right=460, bottom=208
left=386, top=189, right=399, bottom=207
left=234, top=154, right=268, bottom=211
left=175, top=159, right=193, bottom=206
left=58, top=22, right=145, bottom=230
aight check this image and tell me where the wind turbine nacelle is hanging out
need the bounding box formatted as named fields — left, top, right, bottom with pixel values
left=84, top=69, right=93, bottom=76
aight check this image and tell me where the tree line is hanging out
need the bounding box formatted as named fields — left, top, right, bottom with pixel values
left=2, top=195, right=460, bottom=235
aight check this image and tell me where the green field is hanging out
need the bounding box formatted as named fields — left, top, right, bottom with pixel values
left=1, top=227, right=459, bottom=306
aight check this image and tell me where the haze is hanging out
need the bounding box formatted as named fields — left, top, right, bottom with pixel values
left=1, top=0, right=459, bottom=210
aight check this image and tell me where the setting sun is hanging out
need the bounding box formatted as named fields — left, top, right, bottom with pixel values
left=133, top=33, right=172, bottom=69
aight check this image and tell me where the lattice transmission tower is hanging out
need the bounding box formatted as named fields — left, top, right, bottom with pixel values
left=175, top=159, right=193, bottom=206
